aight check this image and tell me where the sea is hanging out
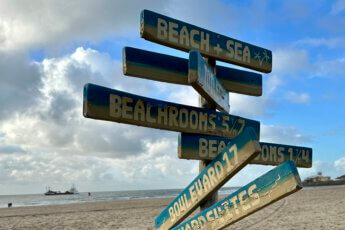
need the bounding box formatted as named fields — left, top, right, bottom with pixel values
left=0, top=187, right=239, bottom=209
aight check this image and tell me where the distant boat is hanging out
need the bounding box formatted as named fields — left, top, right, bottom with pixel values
left=44, top=184, right=79, bottom=196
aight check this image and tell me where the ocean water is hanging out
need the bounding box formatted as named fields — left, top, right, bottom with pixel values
left=0, top=187, right=239, bottom=209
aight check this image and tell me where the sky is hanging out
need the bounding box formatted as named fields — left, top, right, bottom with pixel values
left=0, top=0, right=344, bottom=195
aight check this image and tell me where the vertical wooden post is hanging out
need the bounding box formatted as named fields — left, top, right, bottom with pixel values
left=199, top=57, right=218, bottom=211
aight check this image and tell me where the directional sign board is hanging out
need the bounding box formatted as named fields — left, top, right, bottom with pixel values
left=140, top=10, right=272, bottom=73
left=172, top=160, right=302, bottom=230
left=178, top=133, right=312, bottom=168
left=188, top=50, right=229, bottom=113
left=83, top=83, right=260, bottom=139
left=123, top=47, right=263, bottom=96
left=155, top=127, right=261, bottom=230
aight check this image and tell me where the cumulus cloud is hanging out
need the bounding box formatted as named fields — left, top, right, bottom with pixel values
left=167, top=86, right=199, bottom=107
left=261, top=124, right=312, bottom=145
left=0, top=44, right=227, bottom=195
left=335, top=156, right=345, bottom=171
left=225, top=164, right=274, bottom=187
left=0, top=137, right=199, bottom=194
left=229, top=75, right=282, bottom=118
left=330, top=0, right=345, bottom=15
left=230, top=94, right=272, bottom=118
left=313, top=57, right=345, bottom=78
left=0, top=0, right=167, bottom=52
left=0, top=144, right=25, bottom=154
left=0, top=46, right=207, bottom=194
left=0, top=1, right=326, bottom=194
left=297, top=160, right=328, bottom=180
left=285, top=91, right=310, bottom=104
left=0, top=51, right=42, bottom=120
left=273, top=46, right=345, bottom=79
left=294, top=37, right=345, bottom=49
left=1, top=47, right=172, bottom=158
left=273, top=48, right=310, bottom=75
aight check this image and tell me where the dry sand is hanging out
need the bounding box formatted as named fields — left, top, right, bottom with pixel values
left=0, top=186, right=344, bottom=229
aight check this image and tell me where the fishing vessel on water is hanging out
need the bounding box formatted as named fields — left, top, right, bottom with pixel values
left=44, top=184, right=79, bottom=195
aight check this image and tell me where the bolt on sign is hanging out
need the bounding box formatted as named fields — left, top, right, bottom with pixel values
left=172, top=160, right=302, bottom=230
left=178, top=133, right=312, bottom=168
left=154, top=127, right=261, bottom=230
left=188, top=50, right=229, bottom=113
left=123, top=47, right=263, bottom=96
left=140, top=9, right=272, bottom=73
left=83, top=83, right=260, bottom=139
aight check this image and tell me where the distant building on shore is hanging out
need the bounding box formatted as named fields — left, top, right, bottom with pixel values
left=303, top=172, right=345, bottom=186
left=303, top=172, right=331, bottom=183
left=336, top=175, right=345, bottom=181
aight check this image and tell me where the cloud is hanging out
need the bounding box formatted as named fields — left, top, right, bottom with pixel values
left=294, top=37, right=345, bottom=49
left=0, top=152, right=127, bottom=194
left=229, top=75, right=282, bottom=118
left=0, top=46, right=316, bottom=194
left=273, top=46, right=345, bottom=79
left=230, top=94, right=272, bottom=118
left=0, top=137, right=199, bottom=194
left=166, top=73, right=282, bottom=119
left=313, top=57, right=345, bottom=78
left=273, top=48, right=310, bottom=75
left=297, top=160, right=328, bottom=180
left=0, top=47, right=171, bottom=159
left=300, top=156, right=345, bottom=180
left=260, top=124, right=312, bottom=145
left=335, top=156, right=345, bottom=171
left=285, top=91, right=310, bottom=104
left=226, top=164, right=274, bottom=187
left=1, top=1, right=343, bottom=197
left=0, top=144, right=25, bottom=154
left=0, top=51, right=42, bottom=120
left=167, top=86, right=199, bottom=107
left=0, top=0, right=167, bottom=52
left=330, top=0, right=345, bottom=15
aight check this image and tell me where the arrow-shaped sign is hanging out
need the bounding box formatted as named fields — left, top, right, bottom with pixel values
left=172, top=160, right=302, bottom=230
left=155, top=127, right=261, bottom=230
left=178, top=133, right=312, bottom=168
left=188, top=50, right=230, bottom=113
left=83, top=84, right=260, bottom=139
left=123, top=47, right=263, bottom=96
left=140, top=10, right=272, bottom=73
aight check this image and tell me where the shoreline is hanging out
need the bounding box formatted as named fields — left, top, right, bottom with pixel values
left=0, top=187, right=239, bottom=209
left=0, top=185, right=344, bottom=229
left=0, top=185, right=337, bottom=209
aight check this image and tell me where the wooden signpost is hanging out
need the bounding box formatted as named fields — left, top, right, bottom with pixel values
left=172, top=160, right=302, bottom=230
left=123, top=47, right=263, bottom=96
left=155, top=127, right=261, bottom=230
left=178, top=133, right=312, bottom=168
left=140, top=10, right=272, bottom=73
left=83, top=83, right=260, bottom=139
left=188, top=50, right=230, bottom=113
left=82, top=8, right=311, bottom=230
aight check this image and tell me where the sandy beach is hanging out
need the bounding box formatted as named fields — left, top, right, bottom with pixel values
left=0, top=186, right=344, bottom=230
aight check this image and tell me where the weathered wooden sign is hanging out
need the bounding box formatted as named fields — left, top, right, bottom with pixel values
left=155, top=127, right=261, bottom=230
left=140, top=9, right=272, bottom=73
left=188, top=50, right=229, bottom=113
left=83, top=84, right=260, bottom=139
left=123, top=47, right=262, bottom=96
left=172, top=160, right=302, bottom=230
left=178, top=133, right=312, bottom=168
